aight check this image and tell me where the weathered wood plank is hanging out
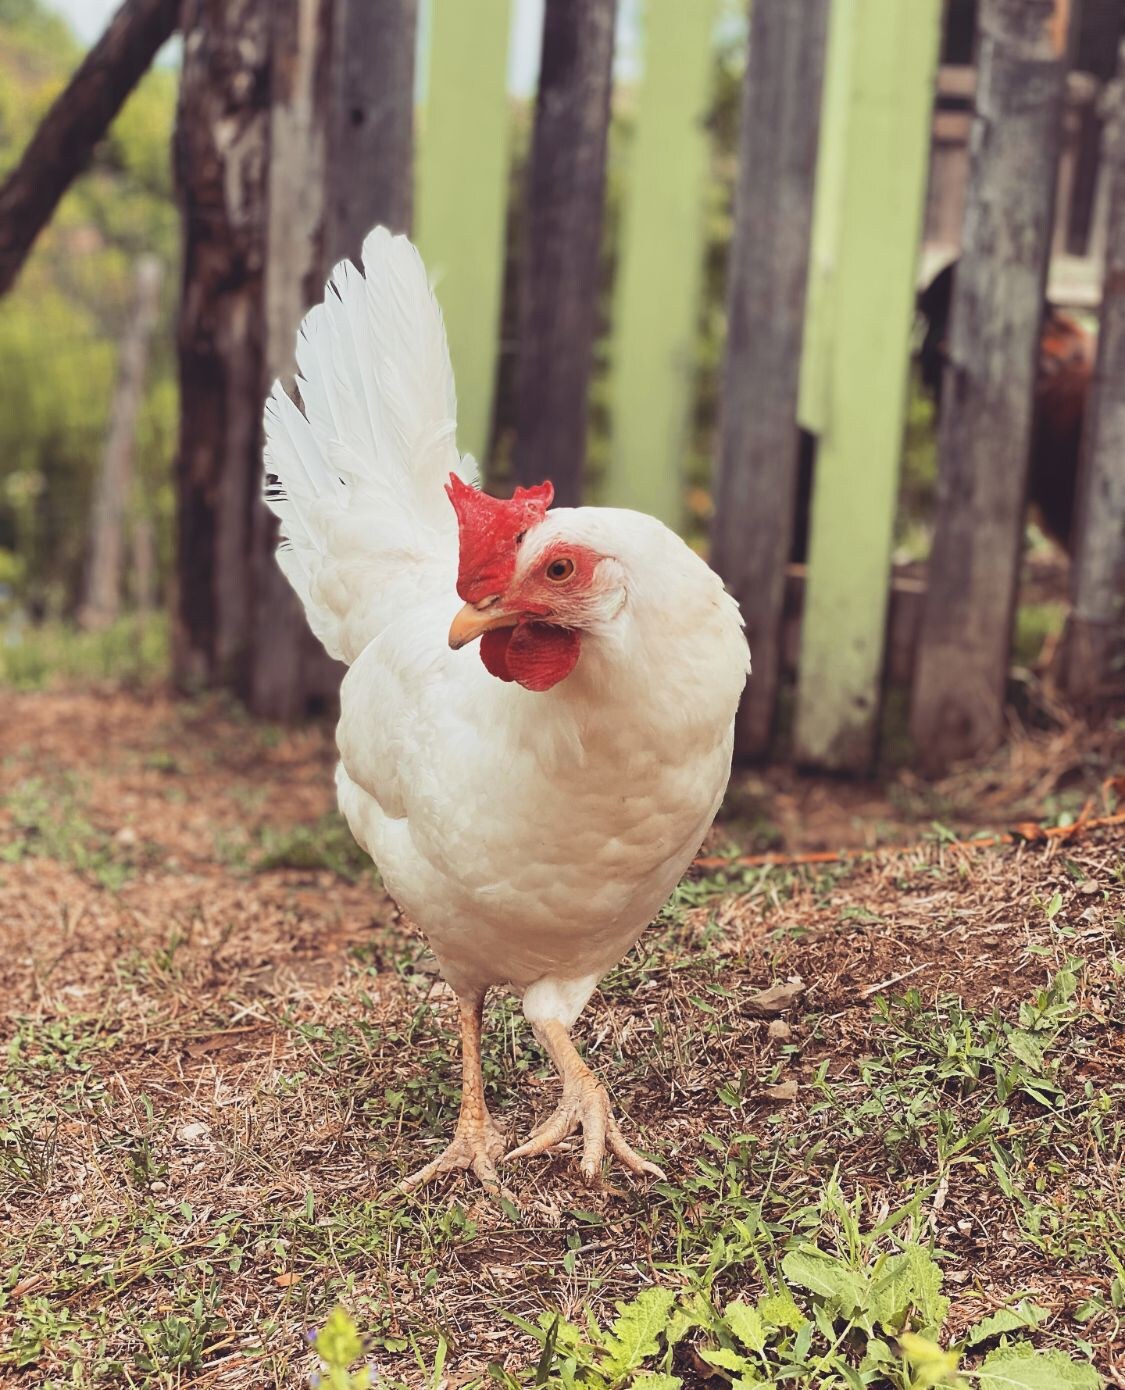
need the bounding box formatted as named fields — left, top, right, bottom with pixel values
left=415, top=0, right=512, bottom=466
left=911, top=0, right=1073, bottom=774
left=513, top=0, right=616, bottom=505
left=251, top=0, right=339, bottom=720
left=606, top=0, right=721, bottom=528
left=1063, top=45, right=1125, bottom=699
left=785, top=566, right=927, bottom=689
left=327, top=0, right=417, bottom=260
left=173, top=0, right=271, bottom=691
left=793, top=0, right=942, bottom=772
left=796, top=0, right=857, bottom=439
left=710, top=0, right=829, bottom=759
left=81, top=256, right=163, bottom=630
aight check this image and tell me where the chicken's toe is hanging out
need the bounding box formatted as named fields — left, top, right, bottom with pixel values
left=507, top=1079, right=664, bottom=1183
left=397, top=1116, right=509, bottom=1197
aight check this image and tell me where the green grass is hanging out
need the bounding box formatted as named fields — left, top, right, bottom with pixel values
left=0, top=613, right=169, bottom=690
left=4, top=891, right=1118, bottom=1386
left=2, top=688, right=1120, bottom=1387
left=212, top=810, right=379, bottom=883
left=0, top=776, right=141, bottom=889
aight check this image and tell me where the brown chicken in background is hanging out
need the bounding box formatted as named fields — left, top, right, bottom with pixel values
left=916, top=260, right=1095, bottom=554
left=791, top=261, right=1095, bottom=563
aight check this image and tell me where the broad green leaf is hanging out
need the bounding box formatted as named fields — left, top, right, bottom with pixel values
left=978, top=1344, right=1102, bottom=1390
left=782, top=1249, right=868, bottom=1316
left=698, top=1346, right=753, bottom=1374
left=860, top=1335, right=896, bottom=1370
left=630, top=1375, right=681, bottom=1390
left=601, top=1287, right=677, bottom=1376
left=1008, top=1032, right=1046, bottom=1071
left=758, top=1287, right=806, bottom=1333
left=964, top=1304, right=1045, bottom=1347
left=724, top=1300, right=767, bottom=1353
left=871, top=1245, right=949, bottom=1335
left=793, top=1318, right=814, bottom=1361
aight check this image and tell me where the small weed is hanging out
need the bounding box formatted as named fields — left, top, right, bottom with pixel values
left=499, top=1180, right=1100, bottom=1389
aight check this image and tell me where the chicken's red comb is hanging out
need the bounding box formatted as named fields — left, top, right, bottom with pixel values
left=445, top=474, right=554, bottom=603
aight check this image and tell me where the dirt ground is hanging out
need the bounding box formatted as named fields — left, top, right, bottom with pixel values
left=1, top=686, right=1122, bottom=1388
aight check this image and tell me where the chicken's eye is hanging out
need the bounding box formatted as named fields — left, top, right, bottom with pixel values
left=545, top=557, right=575, bottom=583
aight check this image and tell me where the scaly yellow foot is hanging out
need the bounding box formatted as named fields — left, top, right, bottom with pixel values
left=506, top=1019, right=666, bottom=1184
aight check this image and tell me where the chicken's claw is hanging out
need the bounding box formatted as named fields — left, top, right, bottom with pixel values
left=396, top=1114, right=511, bottom=1199
left=507, top=1073, right=666, bottom=1184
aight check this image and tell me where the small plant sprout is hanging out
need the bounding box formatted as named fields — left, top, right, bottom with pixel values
left=311, top=1308, right=376, bottom=1389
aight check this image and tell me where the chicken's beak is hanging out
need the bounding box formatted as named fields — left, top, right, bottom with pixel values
left=448, top=601, right=518, bottom=650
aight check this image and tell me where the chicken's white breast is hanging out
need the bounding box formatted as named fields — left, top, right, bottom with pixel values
left=334, top=507, right=747, bottom=1008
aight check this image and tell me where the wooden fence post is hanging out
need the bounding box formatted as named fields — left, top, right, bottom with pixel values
left=911, top=0, right=1073, bottom=775
left=415, top=0, right=512, bottom=467
left=327, top=0, right=417, bottom=259
left=793, top=0, right=941, bottom=772
left=173, top=0, right=271, bottom=692
left=606, top=0, right=721, bottom=529
left=711, top=0, right=829, bottom=759
left=1063, top=45, right=1125, bottom=699
left=513, top=0, right=616, bottom=505
left=81, top=256, right=163, bottom=630
left=250, top=0, right=338, bottom=720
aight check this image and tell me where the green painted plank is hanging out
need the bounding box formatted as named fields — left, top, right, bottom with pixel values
left=605, top=0, right=718, bottom=528
left=414, top=0, right=512, bottom=466
left=793, top=0, right=941, bottom=771
left=796, top=0, right=856, bottom=437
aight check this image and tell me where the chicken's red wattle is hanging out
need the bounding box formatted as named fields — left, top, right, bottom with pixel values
left=480, top=623, right=580, bottom=691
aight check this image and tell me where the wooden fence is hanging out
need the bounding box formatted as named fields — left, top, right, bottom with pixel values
left=406, top=0, right=1123, bottom=777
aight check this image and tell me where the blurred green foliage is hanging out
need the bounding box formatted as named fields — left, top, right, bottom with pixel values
left=0, top=611, right=169, bottom=689
left=0, top=0, right=179, bottom=621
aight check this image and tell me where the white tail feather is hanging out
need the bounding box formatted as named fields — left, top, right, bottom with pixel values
left=263, top=227, right=477, bottom=663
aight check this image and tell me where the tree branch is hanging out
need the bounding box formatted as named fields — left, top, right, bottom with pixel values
left=0, top=0, right=180, bottom=296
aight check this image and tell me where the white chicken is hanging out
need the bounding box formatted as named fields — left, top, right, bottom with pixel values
left=263, top=228, right=749, bottom=1190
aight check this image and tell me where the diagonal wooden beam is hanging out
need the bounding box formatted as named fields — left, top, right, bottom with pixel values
left=0, top=0, right=180, bottom=297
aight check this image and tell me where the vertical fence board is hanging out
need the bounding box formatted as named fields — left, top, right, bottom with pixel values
left=793, top=0, right=941, bottom=772
left=797, top=0, right=856, bottom=439
left=82, top=255, right=163, bottom=630
left=173, top=0, right=270, bottom=692
left=710, top=0, right=829, bottom=759
left=911, top=0, right=1072, bottom=774
left=251, top=0, right=337, bottom=720
left=1064, top=46, right=1125, bottom=698
left=327, top=0, right=417, bottom=259
left=513, top=0, right=616, bottom=505
left=606, top=0, right=719, bottom=527
left=415, top=0, right=512, bottom=466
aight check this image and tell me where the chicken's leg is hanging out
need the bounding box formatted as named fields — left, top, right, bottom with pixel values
left=507, top=1019, right=666, bottom=1183
left=398, top=993, right=506, bottom=1193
